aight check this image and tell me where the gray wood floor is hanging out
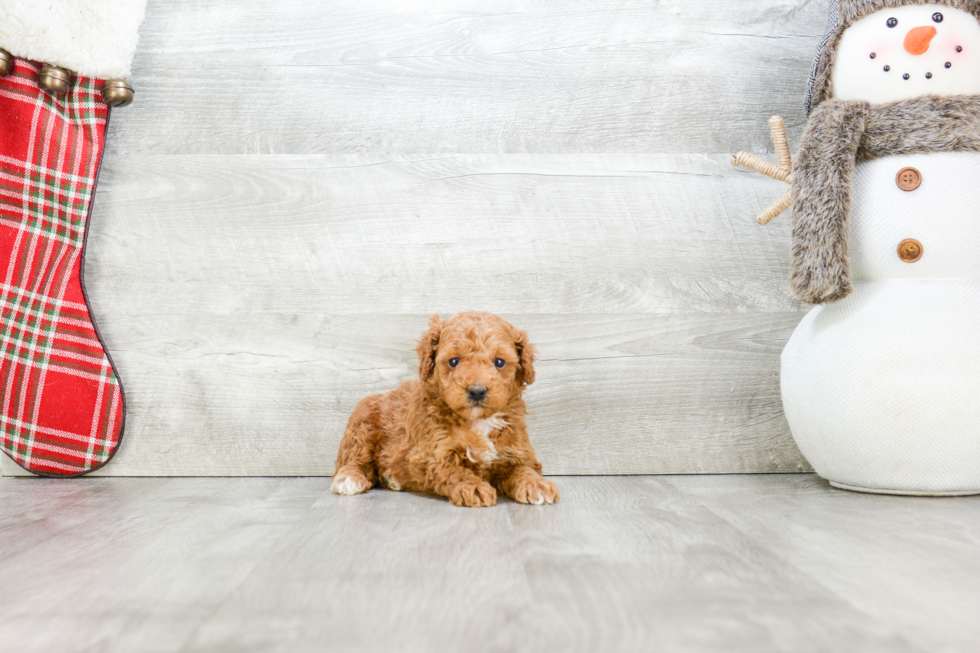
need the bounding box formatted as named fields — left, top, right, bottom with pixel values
left=0, top=475, right=977, bottom=652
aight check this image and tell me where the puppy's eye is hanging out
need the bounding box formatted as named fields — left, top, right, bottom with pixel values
left=494, top=358, right=506, bottom=369
left=448, top=358, right=460, bottom=368
left=887, top=17, right=898, bottom=27
left=933, top=12, right=943, bottom=23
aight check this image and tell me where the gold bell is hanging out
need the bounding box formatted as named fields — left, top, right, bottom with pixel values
left=101, top=79, right=134, bottom=108
left=0, top=48, right=12, bottom=77
left=39, top=65, right=71, bottom=95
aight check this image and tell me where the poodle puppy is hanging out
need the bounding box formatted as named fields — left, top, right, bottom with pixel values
left=331, top=312, right=559, bottom=508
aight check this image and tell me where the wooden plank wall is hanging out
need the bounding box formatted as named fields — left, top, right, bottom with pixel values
left=4, top=0, right=829, bottom=476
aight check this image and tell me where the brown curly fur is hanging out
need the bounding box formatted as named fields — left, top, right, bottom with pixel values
left=791, top=95, right=980, bottom=304
left=331, top=312, right=559, bottom=508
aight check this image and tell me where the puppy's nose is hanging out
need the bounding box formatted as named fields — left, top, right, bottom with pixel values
left=467, top=386, right=488, bottom=403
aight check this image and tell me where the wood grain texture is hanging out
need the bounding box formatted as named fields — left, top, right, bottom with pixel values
left=6, top=155, right=810, bottom=476
left=108, top=0, right=827, bottom=157
left=1, top=1, right=830, bottom=475
left=22, top=312, right=808, bottom=476
left=87, top=153, right=803, bottom=315
left=672, top=475, right=980, bottom=653
left=3, top=476, right=978, bottom=651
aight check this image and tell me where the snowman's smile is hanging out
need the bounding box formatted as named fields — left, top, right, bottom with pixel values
left=878, top=14, right=948, bottom=80
left=873, top=35, right=958, bottom=82
left=833, top=5, right=980, bottom=103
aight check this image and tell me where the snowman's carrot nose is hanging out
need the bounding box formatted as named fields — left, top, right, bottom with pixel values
left=905, top=25, right=938, bottom=55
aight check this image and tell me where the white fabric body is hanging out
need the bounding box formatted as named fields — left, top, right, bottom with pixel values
left=0, top=0, right=147, bottom=78
left=851, top=152, right=980, bottom=280
left=832, top=5, right=980, bottom=104
left=782, top=152, right=980, bottom=493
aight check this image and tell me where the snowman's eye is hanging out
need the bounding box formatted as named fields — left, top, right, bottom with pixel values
left=887, top=17, right=898, bottom=28
left=933, top=12, right=944, bottom=23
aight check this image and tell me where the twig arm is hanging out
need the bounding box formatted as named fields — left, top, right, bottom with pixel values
left=731, top=151, right=791, bottom=183
left=757, top=189, right=792, bottom=225
left=770, top=116, right=792, bottom=172
left=732, top=115, right=794, bottom=223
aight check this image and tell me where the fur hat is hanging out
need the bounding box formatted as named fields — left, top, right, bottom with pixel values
left=804, top=0, right=980, bottom=114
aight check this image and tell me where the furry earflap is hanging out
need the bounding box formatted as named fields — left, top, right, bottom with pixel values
left=415, top=314, right=442, bottom=381
left=791, top=100, right=869, bottom=304
left=513, top=328, right=536, bottom=386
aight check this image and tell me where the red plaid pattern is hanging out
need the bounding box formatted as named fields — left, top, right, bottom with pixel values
left=0, top=59, right=124, bottom=476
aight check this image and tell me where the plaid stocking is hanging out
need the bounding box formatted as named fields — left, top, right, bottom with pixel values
left=0, top=58, right=125, bottom=476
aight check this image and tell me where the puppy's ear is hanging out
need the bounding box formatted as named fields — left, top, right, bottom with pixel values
left=416, top=314, right=442, bottom=381
left=514, top=328, right=536, bottom=386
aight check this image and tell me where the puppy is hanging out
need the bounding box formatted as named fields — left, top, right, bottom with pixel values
left=331, top=312, right=559, bottom=508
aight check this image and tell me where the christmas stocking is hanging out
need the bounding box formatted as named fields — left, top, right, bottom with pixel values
left=0, top=1, right=146, bottom=476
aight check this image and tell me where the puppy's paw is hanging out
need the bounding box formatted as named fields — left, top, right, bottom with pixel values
left=449, top=481, right=497, bottom=508
left=331, top=467, right=372, bottom=496
left=509, top=476, right=560, bottom=506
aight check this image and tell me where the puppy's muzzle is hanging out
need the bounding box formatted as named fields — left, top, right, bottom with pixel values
left=467, top=385, right=488, bottom=404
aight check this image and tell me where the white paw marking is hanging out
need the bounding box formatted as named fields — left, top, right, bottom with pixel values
left=459, top=413, right=506, bottom=465
left=529, top=492, right=545, bottom=506
left=466, top=442, right=497, bottom=465
left=332, top=476, right=368, bottom=496
left=473, top=413, right=508, bottom=436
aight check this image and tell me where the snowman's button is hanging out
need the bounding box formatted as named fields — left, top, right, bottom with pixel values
left=896, top=167, right=922, bottom=191
left=898, top=238, right=923, bottom=263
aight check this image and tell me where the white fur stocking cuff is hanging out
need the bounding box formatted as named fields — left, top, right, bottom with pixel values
left=0, top=0, right=148, bottom=78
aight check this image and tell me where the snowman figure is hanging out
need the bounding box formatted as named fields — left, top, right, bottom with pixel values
left=736, top=0, right=980, bottom=495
